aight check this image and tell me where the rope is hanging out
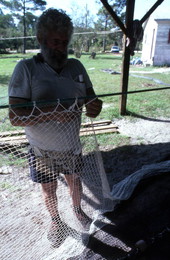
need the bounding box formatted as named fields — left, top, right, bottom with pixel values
left=1, top=86, right=170, bottom=109
left=0, top=30, right=121, bottom=41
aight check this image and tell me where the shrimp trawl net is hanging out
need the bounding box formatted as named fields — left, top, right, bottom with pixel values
left=0, top=100, right=114, bottom=260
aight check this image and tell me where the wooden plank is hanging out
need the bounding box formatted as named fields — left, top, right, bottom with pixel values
left=0, top=121, right=117, bottom=136
left=81, top=120, right=112, bottom=127
left=0, top=135, right=26, bottom=142
left=0, top=139, right=28, bottom=146
left=81, top=124, right=118, bottom=133
left=0, top=121, right=119, bottom=145
left=80, top=128, right=118, bottom=136
left=0, top=129, right=25, bottom=137
left=0, top=124, right=118, bottom=140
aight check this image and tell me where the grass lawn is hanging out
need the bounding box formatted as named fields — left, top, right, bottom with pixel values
left=81, top=53, right=170, bottom=119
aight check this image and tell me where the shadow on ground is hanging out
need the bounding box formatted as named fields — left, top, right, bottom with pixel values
left=70, top=142, right=170, bottom=260
left=102, top=142, right=170, bottom=186
left=82, top=171, right=170, bottom=260
left=126, top=111, right=170, bottom=123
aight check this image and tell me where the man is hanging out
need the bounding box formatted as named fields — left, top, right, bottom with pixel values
left=8, top=8, right=102, bottom=247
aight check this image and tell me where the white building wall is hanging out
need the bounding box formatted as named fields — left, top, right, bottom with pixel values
left=153, top=20, right=170, bottom=66
left=141, top=17, right=158, bottom=66
left=141, top=17, right=170, bottom=66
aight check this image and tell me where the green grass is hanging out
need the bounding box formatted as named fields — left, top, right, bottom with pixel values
left=0, top=155, right=26, bottom=167
left=96, top=132, right=130, bottom=149
left=76, top=53, right=170, bottom=119
left=80, top=132, right=130, bottom=152
left=0, top=181, right=13, bottom=190
left=0, top=146, right=28, bottom=167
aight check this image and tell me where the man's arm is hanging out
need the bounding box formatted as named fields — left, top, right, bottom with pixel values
left=9, top=97, right=36, bottom=126
left=9, top=97, right=79, bottom=126
left=85, top=88, right=103, bottom=118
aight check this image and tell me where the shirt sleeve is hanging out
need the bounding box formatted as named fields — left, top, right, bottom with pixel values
left=8, top=60, right=31, bottom=100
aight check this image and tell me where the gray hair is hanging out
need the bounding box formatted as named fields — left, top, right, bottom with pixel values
left=36, top=8, right=73, bottom=40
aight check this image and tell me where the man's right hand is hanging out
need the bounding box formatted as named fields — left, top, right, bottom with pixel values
left=85, top=98, right=103, bottom=118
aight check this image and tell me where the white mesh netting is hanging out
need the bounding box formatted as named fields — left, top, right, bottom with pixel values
left=0, top=99, right=114, bottom=260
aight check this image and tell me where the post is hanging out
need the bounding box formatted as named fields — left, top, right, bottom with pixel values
left=23, top=0, right=26, bottom=54
left=119, top=0, right=135, bottom=115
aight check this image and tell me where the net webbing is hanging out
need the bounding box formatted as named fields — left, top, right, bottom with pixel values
left=0, top=100, right=114, bottom=260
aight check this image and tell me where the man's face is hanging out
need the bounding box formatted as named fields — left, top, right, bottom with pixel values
left=40, top=31, right=70, bottom=70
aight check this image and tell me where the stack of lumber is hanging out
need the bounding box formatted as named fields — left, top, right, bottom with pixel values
left=80, top=120, right=119, bottom=136
left=0, top=120, right=119, bottom=147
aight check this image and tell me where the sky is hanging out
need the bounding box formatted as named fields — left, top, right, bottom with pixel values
left=44, top=0, right=170, bottom=20
left=45, top=0, right=100, bottom=17
left=0, top=0, right=169, bottom=21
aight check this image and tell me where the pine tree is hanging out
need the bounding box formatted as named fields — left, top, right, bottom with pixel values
left=0, top=0, right=47, bottom=53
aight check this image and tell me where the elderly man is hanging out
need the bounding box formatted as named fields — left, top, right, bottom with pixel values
left=8, top=8, right=102, bottom=247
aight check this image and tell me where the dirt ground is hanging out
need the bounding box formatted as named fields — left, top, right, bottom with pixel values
left=102, top=116, right=170, bottom=184
left=0, top=116, right=170, bottom=260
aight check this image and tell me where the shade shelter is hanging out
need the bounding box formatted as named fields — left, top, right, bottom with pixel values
left=100, top=0, right=165, bottom=114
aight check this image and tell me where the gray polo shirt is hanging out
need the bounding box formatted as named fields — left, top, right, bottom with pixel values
left=9, top=55, right=93, bottom=152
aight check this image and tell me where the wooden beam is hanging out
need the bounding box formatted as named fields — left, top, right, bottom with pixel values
left=140, top=0, right=164, bottom=24
left=99, top=0, right=135, bottom=115
left=99, top=0, right=128, bottom=36
left=120, top=0, right=135, bottom=115
left=100, top=0, right=165, bottom=116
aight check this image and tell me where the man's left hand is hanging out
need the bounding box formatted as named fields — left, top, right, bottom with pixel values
left=85, top=99, right=103, bottom=118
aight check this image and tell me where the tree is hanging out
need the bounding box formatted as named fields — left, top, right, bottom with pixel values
left=0, top=0, right=47, bottom=53
left=70, top=2, right=95, bottom=29
left=17, top=12, right=39, bottom=50
left=95, top=0, right=126, bottom=51
left=96, top=0, right=126, bottom=26
left=0, top=10, right=17, bottom=53
left=0, top=12, right=15, bottom=36
left=70, top=3, right=95, bottom=54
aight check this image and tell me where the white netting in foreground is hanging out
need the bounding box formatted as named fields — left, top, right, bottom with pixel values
left=0, top=100, right=114, bottom=260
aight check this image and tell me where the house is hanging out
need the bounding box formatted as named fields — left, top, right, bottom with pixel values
left=141, top=17, right=170, bottom=66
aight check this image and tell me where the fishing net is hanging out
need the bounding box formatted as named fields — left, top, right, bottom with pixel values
left=0, top=99, right=115, bottom=260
